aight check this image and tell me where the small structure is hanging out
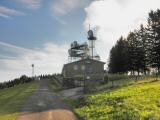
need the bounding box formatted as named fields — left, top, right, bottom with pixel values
left=62, top=58, right=105, bottom=80
left=62, top=27, right=105, bottom=89
left=31, top=64, right=34, bottom=78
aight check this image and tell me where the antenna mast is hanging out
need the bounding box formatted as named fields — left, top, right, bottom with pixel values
left=31, top=64, right=34, bottom=77
left=87, top=25, right=96, bottom=59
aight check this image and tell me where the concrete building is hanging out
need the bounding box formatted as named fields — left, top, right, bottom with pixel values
left=62, top=28, right=105, bottom=86
left=62, top=58, right=105, bottom=80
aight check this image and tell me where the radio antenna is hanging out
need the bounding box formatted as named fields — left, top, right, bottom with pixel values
left=31, top=64, right=34, bottom=78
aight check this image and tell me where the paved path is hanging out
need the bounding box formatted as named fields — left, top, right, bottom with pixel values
left=17, top=79, right=77, bottom=120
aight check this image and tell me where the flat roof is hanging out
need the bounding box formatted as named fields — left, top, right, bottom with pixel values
left=63, top=58, right=105, bottom=67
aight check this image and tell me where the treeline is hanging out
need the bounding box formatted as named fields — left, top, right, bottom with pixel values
left=0, top=75, right=34, bottom=89
left=108, top=9, right=160, bottom=75
left=39, top=73, right=61, bottom=79
left=0, top=74, right=62, bottom=90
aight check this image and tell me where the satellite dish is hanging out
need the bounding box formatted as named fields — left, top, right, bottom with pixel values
left=88, top=30, right=93, bottom=37
left=31, top=64, right=34, bottom=67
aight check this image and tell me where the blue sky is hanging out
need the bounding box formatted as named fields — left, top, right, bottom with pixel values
left=0, top=0, right=92, bottom=81
left=0, top=0, right=89, bottom=48
left=0, top=0, right=160, bottom=82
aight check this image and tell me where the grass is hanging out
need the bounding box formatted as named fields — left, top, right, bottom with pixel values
left=49, top=78, right=63, bottom=92
left=96, top=76, right=158, bottom=92
left=0, top=81, right=38, bottom=120
left=75, top=79, right=160, bottom=120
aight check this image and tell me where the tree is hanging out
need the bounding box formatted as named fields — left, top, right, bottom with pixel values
left=148, top=9, right=160, bottom=73
left=108, top=46, right=117, bottom=73
left=0, top=75, right=35, bottom=90
left=127, top=31, right=138, bottom=74
left=127, top=30, right=145, bottom=75
left=108, top=37, right=129, bottom=73
left=137, top=24, right=150, bottom=74
left=108, top=9, right=160, bottom=75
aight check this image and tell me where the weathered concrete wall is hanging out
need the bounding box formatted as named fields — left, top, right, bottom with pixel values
left=62, top=59, right=104, bottom=78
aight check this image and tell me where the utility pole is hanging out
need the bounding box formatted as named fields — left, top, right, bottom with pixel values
left=31, top=64, right=34, bottom=78
left=91, top=40, right=93, bottom=59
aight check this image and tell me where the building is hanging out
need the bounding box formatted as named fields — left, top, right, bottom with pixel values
left=62, top=58, right=105, bottom=80
left=62, top=28, right=105, bottom=84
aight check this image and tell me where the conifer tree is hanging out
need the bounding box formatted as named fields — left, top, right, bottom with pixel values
left=108, top=37, right=129, bottom=73
left=148, top=9, right=160, bottom=72
left=137, top=24, right=149, bottom=74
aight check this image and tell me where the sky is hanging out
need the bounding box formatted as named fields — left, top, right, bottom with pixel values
left=0, top=0, right=160, bottom=82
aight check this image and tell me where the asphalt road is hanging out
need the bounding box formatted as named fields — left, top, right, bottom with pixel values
left=17, top=79, right=77, bottom=120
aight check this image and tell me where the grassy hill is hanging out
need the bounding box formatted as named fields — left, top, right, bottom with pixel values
left=0, top=81, right=38, bottom=120
left=75, top=79, right=160, bottom=120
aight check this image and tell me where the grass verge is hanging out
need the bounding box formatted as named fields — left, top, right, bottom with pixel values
left=0, top=81, right=38, bottom=120
left=75, top=79, right=160, bottom=120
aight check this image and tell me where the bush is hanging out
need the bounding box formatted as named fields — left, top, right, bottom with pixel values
left=74, top=96, right=88, bottom=108
left=74, top=75, right=84, bottom=81
left=63, top=77, right=75, bottom=88
left=0, top=75, right=34, bottom=89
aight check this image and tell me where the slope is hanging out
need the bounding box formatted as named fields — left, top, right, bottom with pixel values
left=75, top=80, right=160, bottom=120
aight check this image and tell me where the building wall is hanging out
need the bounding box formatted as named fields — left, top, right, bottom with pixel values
left=63, top=59, right=104, bottom=78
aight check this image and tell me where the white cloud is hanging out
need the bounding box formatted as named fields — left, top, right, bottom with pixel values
left=15, top=0, right=42, bottom=9
left=0, top=13, right=11, bottom=19
left=0, top=41, right=69, bottom=82
left=52, top=0, right=85, bottom=15
left=84, top=0, right=160, bottom=63
left=0, top=41, right=32, bottom=54
left=0, top=6, right=25, bottom=19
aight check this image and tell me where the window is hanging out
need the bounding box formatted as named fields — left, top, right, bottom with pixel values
left=88, top=67, right=92, bottom=73
left=74, top=65, right=78, bottom=70
left=81, top=65, right=85, bottom=70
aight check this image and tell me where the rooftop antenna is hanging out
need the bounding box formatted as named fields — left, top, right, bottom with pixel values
left=87, top=24, right=96, bottom=59
left=31, top=64, right=34, bottom=78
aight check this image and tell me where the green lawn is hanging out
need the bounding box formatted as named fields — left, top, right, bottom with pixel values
left=75, top=80, right=160, bottom=120
left=0, top=81, right=38, bottom=120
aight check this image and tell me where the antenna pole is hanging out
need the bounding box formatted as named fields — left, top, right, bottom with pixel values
left=31, top=64, right=34, bottom=78
left=92, top=40, right=93, bottom=59
left=88, top=24, right=96, bottom=59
